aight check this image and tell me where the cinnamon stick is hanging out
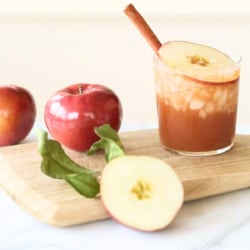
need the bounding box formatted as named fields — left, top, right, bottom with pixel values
left=124, top=3, right=162, bottom=53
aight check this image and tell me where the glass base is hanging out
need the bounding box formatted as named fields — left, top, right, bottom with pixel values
left=164, top=142, right=234, bottom=156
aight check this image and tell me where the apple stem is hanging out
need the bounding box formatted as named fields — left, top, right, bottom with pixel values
left=78, top=85, right=84, bottom=94
left=124, top=3, right=162, bottom=54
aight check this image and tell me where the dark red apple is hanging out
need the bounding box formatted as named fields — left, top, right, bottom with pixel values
left=44, top=83, right=123, bottom=152
left=0, top=85, right=36, bottom=146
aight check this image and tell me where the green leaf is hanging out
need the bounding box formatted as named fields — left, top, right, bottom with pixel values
left=65, top=173, right=100, bottom=198
left=37, top=124, right=125, bottom=198
left=37, top=129, right=100, bottom=198
left=87, top=124, right=124, bottom=162
left=37, top=130, right=94, bottom=176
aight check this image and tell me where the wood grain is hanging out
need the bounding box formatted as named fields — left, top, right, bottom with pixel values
left=0, top=129, right=249, bottom=227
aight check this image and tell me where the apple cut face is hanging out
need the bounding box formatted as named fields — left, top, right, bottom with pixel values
left=158, top=41, right=239, bottom=82
left=101, top=155, right=184, bottom=231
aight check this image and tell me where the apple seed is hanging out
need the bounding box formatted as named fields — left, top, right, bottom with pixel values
left=131, top=179, right=152, bottom=200
left=189, top=55, right=209, bottom=66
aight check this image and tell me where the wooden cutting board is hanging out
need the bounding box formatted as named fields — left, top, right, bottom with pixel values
left=0, top=129, right=250, bottom=227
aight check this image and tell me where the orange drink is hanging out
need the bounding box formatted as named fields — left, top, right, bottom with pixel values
left=154, top=41, right=240, bottom=155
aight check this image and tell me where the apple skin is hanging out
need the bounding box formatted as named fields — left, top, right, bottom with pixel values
left=44, top=83, right=123, bottom=152
left=0, top=85, right=36, bottom=146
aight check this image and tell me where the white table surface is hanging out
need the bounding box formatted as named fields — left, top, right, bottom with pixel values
left=1, top=124, right=250, bottom=250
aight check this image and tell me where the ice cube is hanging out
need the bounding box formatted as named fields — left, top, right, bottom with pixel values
left=189, top=98, right=205, bottom=110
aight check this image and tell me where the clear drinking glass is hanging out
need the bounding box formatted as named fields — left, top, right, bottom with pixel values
left=154, top=54, right=241, bottom=156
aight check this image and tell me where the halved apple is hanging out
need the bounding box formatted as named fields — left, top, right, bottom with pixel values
left=158, top=41, right=240, bottom=82
left=100, top=155, right=184, bottom=231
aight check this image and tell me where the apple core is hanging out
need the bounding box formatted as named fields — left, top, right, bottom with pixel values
left=131, top=179, right=152, bottom=200
left=188, top=55, right=209, bottom=66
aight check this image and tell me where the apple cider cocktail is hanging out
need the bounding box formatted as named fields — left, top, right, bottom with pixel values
left=154, top=41, right=240, bottom=155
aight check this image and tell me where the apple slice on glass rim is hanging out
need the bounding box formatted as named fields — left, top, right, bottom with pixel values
left=157, top=41, right=240, bottom=83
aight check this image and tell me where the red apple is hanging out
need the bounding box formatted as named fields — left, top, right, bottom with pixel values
left=44, top=83, right=123, bottom=152
left=0, top=85, right=36, bottom=146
